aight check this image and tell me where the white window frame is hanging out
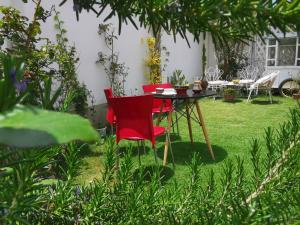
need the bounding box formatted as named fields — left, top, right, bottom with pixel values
left=296, top=37, right=300, bottom=66
left=266, top=36, right=300, bottom=67
left=266, top=39, right=277, bottom=67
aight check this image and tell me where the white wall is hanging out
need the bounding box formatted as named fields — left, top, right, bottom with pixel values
left=5, top=1, right=217, bottom=105
left=162, top=32, right=202, bottom=83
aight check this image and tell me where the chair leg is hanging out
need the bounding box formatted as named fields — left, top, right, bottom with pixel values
left=175, top=111, right=180, bottom=136
left=167, top=132, right=175, bottom=168
left=247, top=89, right=253, bottom=102
left=152, top=146, right=158, bottom=164
left=142, top=140, right=146, bottom=154
left=115, top=144, right=120, bottom=171
left=111, top=124, right=114, bottom=135
left=269, top=89, right=273, bottom=104
left=137, top=141, right=141, bottom=166
left=171, top=113, right=175, bottom=133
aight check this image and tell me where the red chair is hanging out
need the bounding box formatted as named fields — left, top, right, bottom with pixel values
left=104, top=88, right=116, bottom=133
left=109, top=94, right=174, bottom=166
left=142, top=83, right=173, bottom=114
left=142, top=83, right=179, bottom=134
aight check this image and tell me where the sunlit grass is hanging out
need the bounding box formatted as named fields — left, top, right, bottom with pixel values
left=76, top=95, right=297, bottom=185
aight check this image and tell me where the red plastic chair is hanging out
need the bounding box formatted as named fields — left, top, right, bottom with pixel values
left=142, top=83, right=173, bottom=114
left=104, top=88, right=116, bottom=133
left=142, top=83, right=179, bottom=134
left=109, top=94, right=174, bottom=165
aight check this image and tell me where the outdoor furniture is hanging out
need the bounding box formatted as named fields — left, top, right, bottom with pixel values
left=238, top=65, right=259, bottom=81
left=221, top=80, right=255, bottom=97
left=143, top=83, right=180, bottom=134
left=153, top=90, right=216, bottom=165
left=205, top=66, right=226, bottom=91
left=142, top=83, right=174, bottom=124
left=104, top=88, right=116, bottom=133
left=247, top=70, right=280, bottom=103
left=109, top=94, right=174, bottom=166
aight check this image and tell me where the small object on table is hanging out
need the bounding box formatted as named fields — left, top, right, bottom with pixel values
left=192, top=80, right=202, bottom=94
left=232, top=79, right=240, bottom=84
left=163, top=88, right=177, bottom=95
left=174, top=86, right=189, bottom=95
left=155, top=87, right=164, bottom=94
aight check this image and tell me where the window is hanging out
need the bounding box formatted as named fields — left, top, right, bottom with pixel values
left=266, top=37, right=300, bottom=67
left=266, top=39, right=276, bottom=66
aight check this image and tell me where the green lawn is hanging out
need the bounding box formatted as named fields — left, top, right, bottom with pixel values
left=76, top=95, right=297, bottom=185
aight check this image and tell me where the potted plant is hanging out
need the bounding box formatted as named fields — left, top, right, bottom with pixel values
left=223, top=88, right=236, bottom=101
left=170, top=69, right=189, bottom=94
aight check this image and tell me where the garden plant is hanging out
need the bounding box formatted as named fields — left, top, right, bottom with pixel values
left=1, top=0, right=300, bottom=224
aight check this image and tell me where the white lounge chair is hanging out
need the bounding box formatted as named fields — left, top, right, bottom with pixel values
left=247, top=70, right=280, bottom=103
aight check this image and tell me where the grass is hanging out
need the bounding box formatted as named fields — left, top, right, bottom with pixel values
left=76, top=95, right=297, bottom=185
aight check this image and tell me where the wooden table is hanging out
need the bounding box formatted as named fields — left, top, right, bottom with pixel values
left=154, top=90, right=216, bottom=165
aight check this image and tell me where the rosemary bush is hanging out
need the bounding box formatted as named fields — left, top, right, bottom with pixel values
left=2, top=104, right=300, bottom=224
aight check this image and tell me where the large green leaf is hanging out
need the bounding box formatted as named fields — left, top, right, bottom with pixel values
left=0, top=105, right=99, bottom=148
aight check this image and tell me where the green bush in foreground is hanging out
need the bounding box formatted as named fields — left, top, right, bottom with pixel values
left=1, top=103, right=300, bottom=224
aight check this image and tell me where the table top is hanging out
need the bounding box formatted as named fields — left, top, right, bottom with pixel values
left=153, top=89, right=216, bottom=100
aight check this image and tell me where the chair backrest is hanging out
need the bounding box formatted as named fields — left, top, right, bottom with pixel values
left=109, top=95, right=156, bottom=145
left=104, top=88, right=115, bottom=125
left=142, top=83, right=172, bottom=109
left=254, top=70, right=279, bottom=88
left=205, top=66, right=223, bottom=81
left=238, top=66, right=259, bottom=80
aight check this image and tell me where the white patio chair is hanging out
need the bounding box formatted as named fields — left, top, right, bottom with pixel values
left=247, top=70, right=280, bottom=103
left=237, top=66, right=258, bottom=89
left=205, top=66, right=226, bottom=91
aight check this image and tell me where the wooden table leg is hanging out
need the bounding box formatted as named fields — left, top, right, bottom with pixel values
left=185, top=99, right=194, bottom=144
left=163, top=110, right=172, bottom=166
left=194, top=100, right=215, bottom=160
left=156, top=102, right=164, bottom=126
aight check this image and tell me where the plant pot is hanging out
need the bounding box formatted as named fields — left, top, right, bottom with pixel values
left=175, top=86, right=189, bottom=95
left=224, top=94, right=236, bottom=101
left=293, top=93, right=300, bottom=100
left=96, top=127, right=107, bottom=144
left=200, top=80, right=208, bottom=90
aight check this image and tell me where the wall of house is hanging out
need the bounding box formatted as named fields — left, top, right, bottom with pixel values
left=5, top=1, right=219, bottom=103
left=3, top=1, right=218, bottom=125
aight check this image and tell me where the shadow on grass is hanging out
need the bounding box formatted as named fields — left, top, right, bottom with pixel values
left=157, top=141, right=227, bottom=165
left=117, top=133, right=182, bottom=157
left=117, top=144, right=150, bottom=157
left=156, top=133, right=182, bottom=142
left=250, top=99, right=280, bottom=105
left=223, top=99, right=243, bottom=104
left=78, top=143, right=103, bottom=157
left=132, top=165, right=174, bottom=184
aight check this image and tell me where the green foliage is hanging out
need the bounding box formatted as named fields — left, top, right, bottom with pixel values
left=0, top=105, right=99, bottom=148
left=223, top=88, right=236, bottom=95
left=59, top=142, right=86, bottom=180
left=0, top=147, right=59, bottom=224
left=60, top=0, right=300, bottom=46
left=1, top=102, right=300, bottom=224
left=0, top=54, right=28, bottom=112
left=97, top=23, right=129, bottom=96
left=170, top=69, right=188, bottom=87
left=215, top=41, right=249, bottom=80
left=53, top=8, right=91, bottom=116
left=38, top=77, right=62, bottom=110
left=0, top=5, right=91, bottom=116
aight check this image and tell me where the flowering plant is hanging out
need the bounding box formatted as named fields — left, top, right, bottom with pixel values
left=144, top=37, right=162, bottom=84
left=0, top=54, right=30, bottom=112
